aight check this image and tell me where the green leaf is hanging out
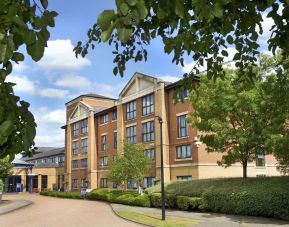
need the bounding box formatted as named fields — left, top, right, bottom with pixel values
left=136, top=0, right=148, bottom=20
left=175, top=0, right=185, bottom=19
left=101, top=24, right=114, bottom=42
left=12, top=52, right=24, bottom=62
left=97, top=10, right=115, bottom=31
left=227, top=35, right=234, bottom=44
left=0, top=44, right=13, bottom=63
left=213, top=3, right=223, bottom=18
left=221, top=50, right=228, bottom=57
left=126, top=0, right=137, bottom=6
left=117, top=28, right=132, bottom=44
left=27, top=41, right=44, bottom=61
left=40, top=0, right=48, bottom=9
left=120, top=3, right=129, bottom=16
left=0, top=120, right=13, bottom=137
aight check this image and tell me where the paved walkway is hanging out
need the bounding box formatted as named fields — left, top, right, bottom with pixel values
left=112, top=203, right=289, bottom=227
left=0, top=198, right=32, bottom=215
left=0, top=193, right=140, bottom=227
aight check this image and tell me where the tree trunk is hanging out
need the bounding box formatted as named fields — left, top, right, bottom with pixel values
left=242, top=161, right=247, bottom=178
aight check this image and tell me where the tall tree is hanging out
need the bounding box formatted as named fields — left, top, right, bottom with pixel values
left=0, top=0, right=57, bottom=159
left=187, top=55, right=289, bottom=178
left=108, top=143, right=152, bottom=192
left=75, top=1, right=289, bottom=79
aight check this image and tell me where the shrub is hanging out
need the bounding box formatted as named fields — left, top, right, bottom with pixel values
left=87, top=189, right=150, bottom=207
left=149, top=193, right=176, bottom=208
left=176, top=196, right=202, bottom=211
left=0, top=179, right=4, bottom=193
left=40, top=191, right=84, bottom=200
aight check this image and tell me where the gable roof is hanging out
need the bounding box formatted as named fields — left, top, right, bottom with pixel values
left=65, top=93, right=116, bottom=105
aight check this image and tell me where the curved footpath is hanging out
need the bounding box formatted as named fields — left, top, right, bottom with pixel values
left=0, top=193, right=141, bottom=227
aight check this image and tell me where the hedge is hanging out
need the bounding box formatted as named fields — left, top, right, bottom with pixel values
left=87, top=189, right=150, bottom=207
left=148, top=193, right=177, bottom=208
left=0, top=179, right=3, bottom=193
left=146, top=176, right=289, bottom=220
left=40, top=191, right=84, bottom=200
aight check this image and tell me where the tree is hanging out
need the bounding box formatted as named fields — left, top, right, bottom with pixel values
left=0, top=0, right=58, bottom=159
left=108, top=143, right=152, bottom=193
left=0, top=156, right=13, bottom=180
left=187, top=55, right=289, bottom=178
left=75, top=1, right=289, bottom=79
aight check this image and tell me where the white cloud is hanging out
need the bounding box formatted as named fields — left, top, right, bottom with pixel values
left=39, top=88, right=70, bottom=98
left=33, top=107, right=66, bottom=147
left=13, top=62, right=29, bottom=73
left=157, top=75, right=181, bottom=83
left=54, top=74, right=90, bottom=89
left=37, top=39, right=91, bottom=71
left=6, top=74, right=37, bottom=94
left=85, top=82, right=126, bottom=98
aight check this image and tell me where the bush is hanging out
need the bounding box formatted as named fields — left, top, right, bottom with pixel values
left=87, top=189, right=150, bottom=207
left=146, top=176, right=289, bottom=220
left=0, top=179, right=3, bottom=193
left=176, top=196, right=202, bottom=211
left=40, top=191, right=84, bottom=200
left=149, top=193, right=176, bottom=208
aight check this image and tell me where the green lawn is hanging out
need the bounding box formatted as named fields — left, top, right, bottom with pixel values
left=117, top=210, right=201, bottom=227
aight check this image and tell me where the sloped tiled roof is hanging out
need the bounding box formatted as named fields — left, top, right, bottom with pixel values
left=21, top=147, right=64, bottom=161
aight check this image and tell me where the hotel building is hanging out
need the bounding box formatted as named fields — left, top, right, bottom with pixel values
left=63, top=72, right=281, bottom=191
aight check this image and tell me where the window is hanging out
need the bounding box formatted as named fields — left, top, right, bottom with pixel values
left=101, top=135, right=107, bottom=151
left=100, top=178, right=108, bottom=188
left=142, top=121, right=154, bottom=142
left=145, top=148, right=155, bottom=160
left=114, top=132, right=117, bottom=149
left=177, top=88, right=190, bottom=99
left=100, top=114, right=108, bottom=124
left=176, top=145, right=192, bottom=159
left=112, top=155, right=117, bottom=161
left=72, top=179, right=78, bottom=188
left=126, top=125, right=137, bottom=144
left=72, top=141, right=78, bottom=155
left=81, top=119, right=88, bottom=134
left=81, top=179, right=86, bottom=188
left=178, top=115, right=188, bottom=137
left=112, top=110, right=117, bottom=120
left=100, top=156, right=108, bottom=167
left=177, top=176, right=192, bottom=180
left=72, top=160, right=78, bottom=169
left=72, top=122, right=79, bottom=137
left=127, top=179, right=137, bottom=189
left=113, top=181, right=117, bottom=189
left=256, top=147, right=265, bottom=167
left=81, top=138, right=88, bottom=153
left=126, top=101, right=136, bottom=120
left=143, top=177, right=155, bottom=188
left=81, top=158, right=87, bottom=168
left=142, top=94, right=154, bottom=115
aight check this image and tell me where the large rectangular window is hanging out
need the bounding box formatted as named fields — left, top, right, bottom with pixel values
left=100, top=114, right=108, bottom=124
left=127, top=179, right=137, bottom=189
left=100, top=178, right=108, bottom=188
left=81, top=158, right=87, bottom=168
left=72, top=160, right=78, bottom=169
left=145, top=148, right=155, bottom=160
left=177, top=88, right=190, bottom=99
left=72, top=141, right=78, bottom=155
left=142, top=121, right=154, bottom=142
left=176, top=144, right=192, bottom=159
left=112, top=110, right=117, bottom=120
left=114, top=132, right=117, bottom=149
left=126, top=101, right=136, bottom=120
left=81, top=119, right=88, bottom=134
left=72, top=179, right=78, bottom=188
left=143, top=177, right=155, bottom=188
left=126, top=125, right=136, bottom=144
left=101, top=135, right=107, bottom=151
left=72, top=122, right=79, bottom=137
left=142, top=94, right=154, bottom=115
left=178, top=115, right=188, bottom=137
left=100, top=156, right=108, bottom=167
left=256, top=148, right=265, bottom=167
left=81, top=138, right=88, bottom=153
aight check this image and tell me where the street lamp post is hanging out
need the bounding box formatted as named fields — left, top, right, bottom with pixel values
left=157, top=116, right=165, bottom=221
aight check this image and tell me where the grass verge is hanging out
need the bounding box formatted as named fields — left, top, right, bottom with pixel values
left=116, top=210, right=200, bottom=227
left=0, top=200, right=10, bottom=206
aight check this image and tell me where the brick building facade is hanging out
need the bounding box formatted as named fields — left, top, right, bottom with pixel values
left=63, top=72, right=281, bottom=191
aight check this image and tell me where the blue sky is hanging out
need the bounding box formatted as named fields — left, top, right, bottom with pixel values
left=8, top=1, right=275, bottom=147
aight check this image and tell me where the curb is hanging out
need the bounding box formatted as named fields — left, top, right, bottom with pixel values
left=109, top=203, right=153, bottom=227
left=0, top=200, right=33, bottom=215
